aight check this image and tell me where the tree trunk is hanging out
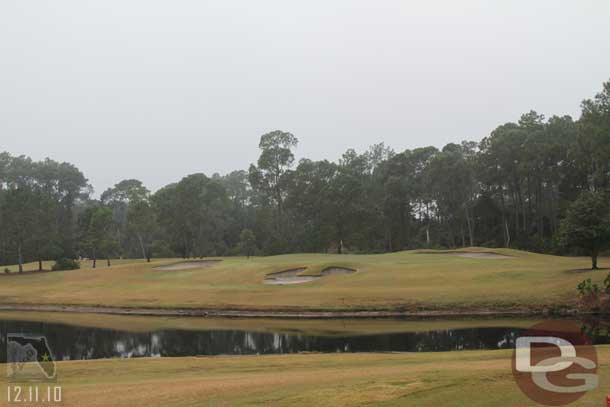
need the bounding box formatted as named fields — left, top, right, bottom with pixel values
left=399, top=202, right=406, bottom=249
left=465, top=205, right=474, bottom=247
left=17, top=243, right=23, bottom=273
left=460, top=224, right=466, bottom=247
left=499, top=186, right=509, bottom=247
left=38, top=259, right=43, bottom=272
left=116, top=228, right=122, bottom=259
left=107, top=258, right=111, bottom=267
left=592, top=252, right=599, bottom=270
left=136, top=234, right=147, bottom=260
left=448, top=220, right=456, bottom=248
left=337, top=220, right=344, bottom=254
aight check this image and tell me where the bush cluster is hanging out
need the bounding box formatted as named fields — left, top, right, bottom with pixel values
left=577, top=273, right=610, bottom=314
left=51, top=258, right=80, bottom=271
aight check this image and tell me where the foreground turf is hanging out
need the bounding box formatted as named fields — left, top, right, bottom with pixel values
left=1, top=347, right=608, bottom=407
left=0, top=248, right=607, bottom=312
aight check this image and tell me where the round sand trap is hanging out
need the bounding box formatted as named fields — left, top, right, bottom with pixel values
left=154, top=260, right=221, bottom=271
left=266, top=268, right=307, bottom=279
left=264, top=268, right=317, bottom=285
left=264, top=266, right=356, bottom=285
left=419, top=251, right=512, bottom=259
left=320, top=267, right=356, bottom=276
left=264, top=276, right=320, bottom=285
left=448, top=252, right=512, bottom=259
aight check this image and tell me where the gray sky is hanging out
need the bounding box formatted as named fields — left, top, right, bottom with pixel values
left=1, top=0, right=609, bottom=195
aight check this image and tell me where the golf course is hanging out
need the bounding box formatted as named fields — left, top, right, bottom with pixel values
left=0, top=309, right=608, bottom=406
left=1, top=347, right=608, bottom=407
left=0, top=248, right=607, bottom=314
left=3, top=2, right=610, bottom=405
left=5, top=248, right=609, bottom=406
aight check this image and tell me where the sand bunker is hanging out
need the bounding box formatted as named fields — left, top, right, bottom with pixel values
left=266, top=268, right=307, bottom=279
left=449, top=252, right=512, bottom=259
left=264, top=268, right=318, bottom=285
left=264, top=275, right=320, bottom=285
left=320, top=267, right=356, bottom=276
left=264, top=266, right=356, bottom=285
left=423, top=251, right=512, bottom=259
left=155, top=260, right=221, bottom=271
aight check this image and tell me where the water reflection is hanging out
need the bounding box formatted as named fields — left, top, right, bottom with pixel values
left=0, top=319, right=607, bottom=361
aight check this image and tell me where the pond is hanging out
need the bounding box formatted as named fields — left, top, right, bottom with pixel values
left=0, top=313, right=608, bottom=361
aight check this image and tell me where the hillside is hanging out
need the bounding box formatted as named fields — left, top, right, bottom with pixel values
left=0, top=248, right=607, bottom=313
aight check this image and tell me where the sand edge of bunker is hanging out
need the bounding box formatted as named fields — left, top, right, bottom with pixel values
left=263, top=266, right=357, bottom=285
left=154, top=260, right=222, bottom=271
left=416, top=250, right=514, bottom=259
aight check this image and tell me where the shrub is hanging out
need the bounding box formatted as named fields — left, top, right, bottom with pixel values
left=577, top=273, right=610, bottom=314
left=51, top=258, right=80, bottom=271
left=4, top=268, right=9, bottom=274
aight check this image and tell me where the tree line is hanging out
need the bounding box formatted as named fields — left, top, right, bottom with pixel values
left=1, top=80, right=609, bottom=270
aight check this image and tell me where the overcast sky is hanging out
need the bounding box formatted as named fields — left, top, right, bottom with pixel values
left=1, top=0, right=609, bottom=195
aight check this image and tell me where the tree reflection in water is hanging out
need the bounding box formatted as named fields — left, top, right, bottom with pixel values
left=0, top=319, right=608, bottom=362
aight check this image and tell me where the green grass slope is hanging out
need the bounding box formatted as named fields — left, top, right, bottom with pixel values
left=0, top=248, right=606, bottom=312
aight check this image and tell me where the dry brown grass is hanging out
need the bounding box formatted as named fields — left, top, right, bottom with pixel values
left=0, top=248, right=607, bottom=311
left=0, top=310, right=544, bottom=335
left=1, top=346, right=608, bottom=406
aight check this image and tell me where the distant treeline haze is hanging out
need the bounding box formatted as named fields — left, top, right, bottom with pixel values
left=1, top=80, right=609, bottom=267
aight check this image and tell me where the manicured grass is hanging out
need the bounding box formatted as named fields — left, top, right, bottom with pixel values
left=0, top=311, right=544, bottom=335
left=0, top=248, right=607, bottom=311
left=1, top=346, right=608, bottom=406
left=1, top=258, right=149, bottom=273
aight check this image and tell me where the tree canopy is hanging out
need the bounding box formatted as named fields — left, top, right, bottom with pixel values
left=1, top=80, right=610, bottom=266
left=559, top=190, right=610, bottom=269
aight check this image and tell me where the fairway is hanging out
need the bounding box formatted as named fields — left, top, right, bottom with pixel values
left=1, top=347, right=608, bottom=407
left=3, top=5, right=610, bottom=407
left=0, top=248, right=606, bottom=313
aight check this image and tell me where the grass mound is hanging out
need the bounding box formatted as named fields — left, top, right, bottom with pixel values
left=154, top=260, right=221, bottom=271
left=0, top=248, right=606, bottom=312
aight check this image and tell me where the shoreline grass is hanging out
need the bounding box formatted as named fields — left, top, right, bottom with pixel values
left=0, top=310, right=548, bottom=335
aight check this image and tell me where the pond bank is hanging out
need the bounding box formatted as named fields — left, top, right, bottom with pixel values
left=0, top=303, right=584, bottom=319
